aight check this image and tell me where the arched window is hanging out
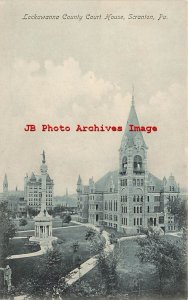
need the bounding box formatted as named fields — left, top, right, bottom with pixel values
left=122, top=156, right=127, bottom=174
left=133, top=155, right=143, bottom=172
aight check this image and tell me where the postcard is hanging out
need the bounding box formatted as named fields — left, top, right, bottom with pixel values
left=0, top=1, right=187, bottom=300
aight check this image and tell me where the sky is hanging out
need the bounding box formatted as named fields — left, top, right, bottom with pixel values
left=0, top=0, right=187, bottom=194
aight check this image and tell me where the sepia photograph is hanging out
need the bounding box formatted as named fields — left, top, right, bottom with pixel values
left=0, top=1, right=187, bottom=299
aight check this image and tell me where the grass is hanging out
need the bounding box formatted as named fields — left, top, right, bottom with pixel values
left=13, top=218, right=76, bottom=231
left=7, top=225, right=96, bottom=288
left=78, top=234, right=185, bottom=299
left=9, top=238, right=40, bottom=255
left=52, top=226, right=98, bottom=265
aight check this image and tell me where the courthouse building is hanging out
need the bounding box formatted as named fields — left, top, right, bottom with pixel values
left=77, top=97, right=180, bottom=234
left=24, top=153, right=54, bottom=211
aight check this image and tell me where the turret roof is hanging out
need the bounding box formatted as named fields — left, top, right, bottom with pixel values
left=120, top=100, right=147, bottom=149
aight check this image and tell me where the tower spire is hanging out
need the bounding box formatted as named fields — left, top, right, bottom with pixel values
left=3, top=173, right=8, bottom=192
left=132, top=84, right=135, bottom=106
left=42, top=150, right=46, bottom=164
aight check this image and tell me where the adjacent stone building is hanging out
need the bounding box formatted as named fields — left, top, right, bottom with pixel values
left=77, top=97, right=180, bottom=234
left=0, top=174, right=25, bottom=216
left=24, top=153, right=54, bottom=211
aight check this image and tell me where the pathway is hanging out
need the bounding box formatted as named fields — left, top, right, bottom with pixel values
left=64, top=222, right=114, bottom=286
left=8, top=225, right=83, bottom=259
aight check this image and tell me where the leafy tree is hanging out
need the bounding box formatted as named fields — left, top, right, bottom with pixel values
left=136, top=230, right=187, bottom=296
left=21, top=247, right=68, bottom=299
left=85, top=228, right=97, bottom=241
left=19, top=218, right=27, bottom=226
left=0, top=202, right=16, bottom=264
left=27, top=206, right=39, bottom=217
left=61, top=214, right=71, bottom=224
left=85, top=228, right=104, bottom=256
left=167, top=195, right=187, bottom=230
left=96, top=248, right=120, bottom=295
left=53, top=205, right=66, bottom=215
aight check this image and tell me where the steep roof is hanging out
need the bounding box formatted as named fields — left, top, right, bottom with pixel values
left=148, top=173, right=163, bottom=192
left=95, top=170, right=163, bottom=193
left=95, top=170, right=118, bottom=192
left=120, top=101, right=147, bottom=149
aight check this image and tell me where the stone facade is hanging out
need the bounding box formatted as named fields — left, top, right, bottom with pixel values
left=24, top=159, right=54, bottom=211
left=77, top=99, right=180, bottom=234
left=0, top=174, right=25, bottom=216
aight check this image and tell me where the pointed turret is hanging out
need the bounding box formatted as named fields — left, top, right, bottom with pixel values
left=77, top=175, right=82, bottom=185
left=163, top=176, right=167, bottom=185
left=77, top=175, right=82, bottom=193
left=120, top=92, right=147, bottom=150
left=89, top=177, right=95, bottom=193
left=3, top=174, right=8, bottom=193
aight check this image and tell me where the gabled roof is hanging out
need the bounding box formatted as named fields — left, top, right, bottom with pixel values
left=30, top=172, right=36, bottom=181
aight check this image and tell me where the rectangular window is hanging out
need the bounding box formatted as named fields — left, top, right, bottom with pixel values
left=140, top=218, right=142, bottom=225
left=137, top=218, right=139, bottom=225
left=147, top=206, right=149, bottom=213
left=121, top=179, right=127, bottom=186
left=137, top=179, right=140, bottom=186
left=159, top=216, right=164, bottom=224
left=134, top=207, right=136, bottom=213
left=140, top=206, right=142, bottom=213
left=134, top=218, right=136, bottom=226
left=147, top=196, right=149, bottom=202
left=141, top=179, right=144, bottom=186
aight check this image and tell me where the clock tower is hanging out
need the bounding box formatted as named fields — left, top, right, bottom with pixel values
left=118, top=94, right=148, bottom=233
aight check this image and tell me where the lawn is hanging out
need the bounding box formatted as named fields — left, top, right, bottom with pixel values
left=9, top=238, right=40, bottom=255
left=13, top=218, right=76, bottom=231
left=52, top=225, right=98, bottom=266
left=7, top=225, right=96, bottom=288
left=78, top=239, right=158, bottom=293
left=77, top=235, right=184, bottom=299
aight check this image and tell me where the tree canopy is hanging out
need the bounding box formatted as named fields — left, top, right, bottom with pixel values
left=136, top=231, right=187, bottom=296
left=0, top=202, right=16, bottom=265
left=167, top=196, right=187, bottom=230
